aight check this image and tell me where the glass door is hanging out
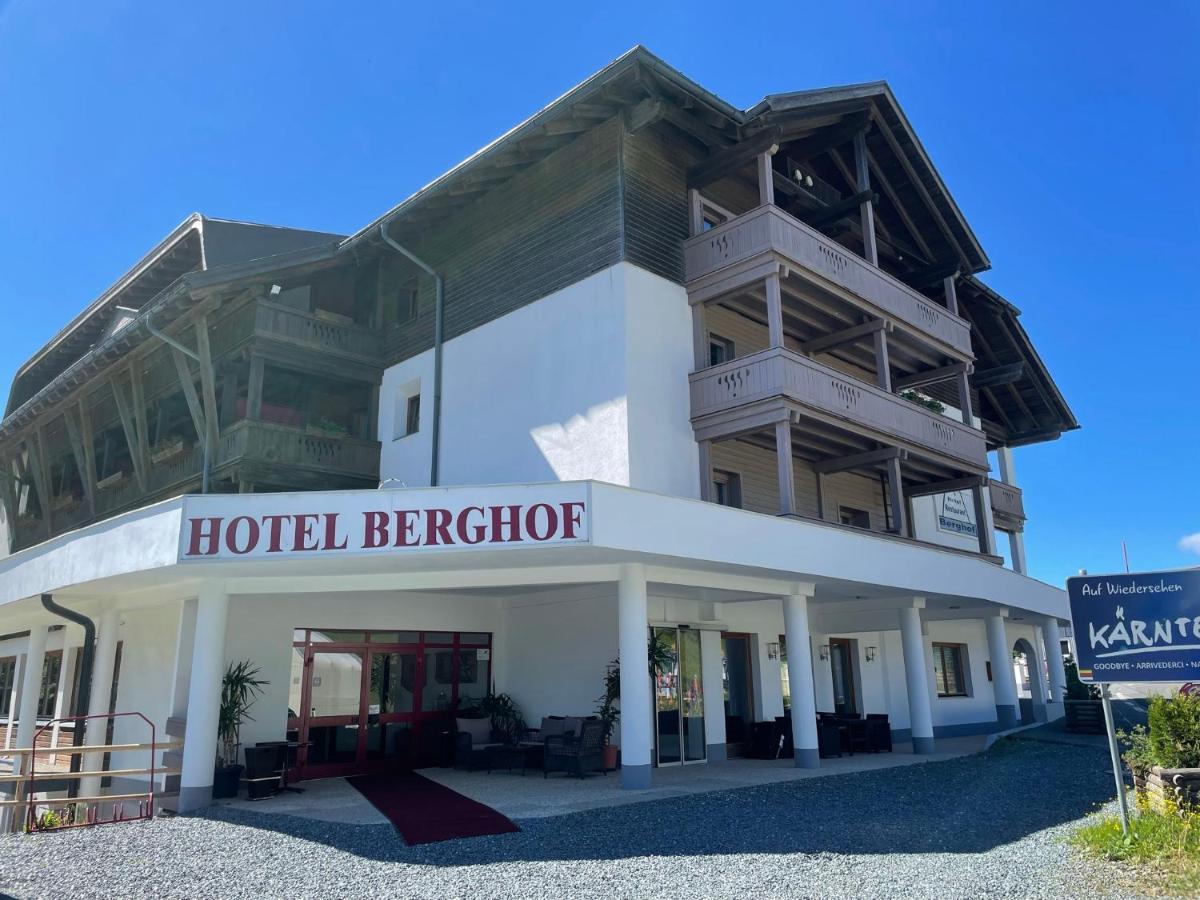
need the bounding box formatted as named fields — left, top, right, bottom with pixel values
left=365, top=648, right=418, bottom=766
left=721, top=634, right=754, bottom=746
left=653, top=626, right=706, bottom=766
left=829, top=637, right=857, bottom=715
left=300, top=647, right=368, bottom=777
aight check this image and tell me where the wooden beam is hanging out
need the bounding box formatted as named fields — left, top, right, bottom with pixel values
left=786, top=111, right=870, bottom=163
left=904, top=474, right=986, bottom=499
left=873, top=327, right=892, bottom=392
left=853, top=130, right=878, bottom=266
left=775, top=421, right=796, bottom=515
left=624, top=97, right=665, bottom=134
left=803, top=190, right=876, bottom=229
left=62, top=408, right=95, bottom=516
left=246, top=355, right=265, bottom=421
left=170, top=348, right=207, bottom=443
left=660, top=104, right=733, bottom=150
left=687, top=127, right=781, bottom=190
left=128, top=360, right=149, bottom=481
left=894, top=362, right=971, bottom=391
left=110, top=377, right=146, bottom=492
left=76, top=400, right=97, bottom=508
left=813, top=446, right=907, bottom=475
left=194, top=312, right=220, bottom=453
left=902, top=260, right=961, bottom=289
left=28, top=430, right=52, bottom=537
left=800, top=319, right=889, bottom=355
left=886, top=455, right=908, bottom=536
left=972, top=362, right=1025, bottom=389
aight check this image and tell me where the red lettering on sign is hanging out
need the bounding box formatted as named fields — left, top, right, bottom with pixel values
left=363, top=511, right=389, bottom=548
left=187, top=517, right=223, bottom=556
left=525, top=503, right=559, bottom=541
left=560, top=502, right=585, bottom=539
left=226, top=516, right=260, bottom=555
left=323, top=513, right=348, bottom=551
left=293, top=514, right=321, bottom=551
left=456, top=506, right=487, bottom=545
left=425, top=508, right=453, bottom=546
left=394, top=510, right=420, bottom=546
left=262, top=515, right=292, bottom=553
left=488, top=505, right=522, bottom=543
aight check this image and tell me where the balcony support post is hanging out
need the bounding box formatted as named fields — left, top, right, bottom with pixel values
left=957, top=370, right=974, bottom=424
left=815, top=472, right=825, bottom=520
left=997, top=446, right=1028, bottom=574
left=757, top=150, right=776, bottom=207
left=765, top=271, right=784, bottom=349
left=692, top=301, right=708, bottom=370
left=853, top=131, right=878, bottom=267
left=688, top=188, right=704, bottom=237
left=943, top=274, right=959, bottom=316
left=873, top=327, right=892, bottom=391
left=886, top=455, right=908, bottom=536
left=972, top=483, right=990, bottom=555
left=775, top=419, right=796, bottom=516
left=246, top=355, right=265, bottom=422
left=698, top=439, right=713, bottom=502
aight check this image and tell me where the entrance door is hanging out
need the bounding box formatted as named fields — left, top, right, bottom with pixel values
left=653, top=626, right=706, bottom=766
left=290, top=629, right=492, bottom=779
left=721, top=633, right=755, bottom=746
left=828, top=638, right=857, bottom=715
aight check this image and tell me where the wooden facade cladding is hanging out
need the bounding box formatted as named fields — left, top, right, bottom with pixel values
left=988, top=479, right=1026, bottom=533
left=690, top=347, right=988, bottom=472
left=683, top=205, right=973, bottom=358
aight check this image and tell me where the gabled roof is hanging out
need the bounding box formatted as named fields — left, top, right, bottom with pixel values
left=7, top=214, right=343, bottom=414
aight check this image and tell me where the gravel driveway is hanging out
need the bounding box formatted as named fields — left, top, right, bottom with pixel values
left=0, top=737, right=1143, bottom=899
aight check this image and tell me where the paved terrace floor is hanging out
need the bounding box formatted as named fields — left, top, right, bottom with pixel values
left=217, top=735, right=990, bottom=824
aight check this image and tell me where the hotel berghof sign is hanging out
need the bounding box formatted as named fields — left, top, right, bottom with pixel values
left=1068, top=569, right=1200, bottom=683
left=177, top=484, right=589, bottom=561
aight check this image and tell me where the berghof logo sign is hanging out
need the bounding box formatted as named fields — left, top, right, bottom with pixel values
left=1067, top=569, right=1200, bottom=683
left=177, top=485, right=590, bottom=561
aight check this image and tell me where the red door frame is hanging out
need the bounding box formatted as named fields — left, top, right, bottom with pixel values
left=289, top=629, right=492, bottom=781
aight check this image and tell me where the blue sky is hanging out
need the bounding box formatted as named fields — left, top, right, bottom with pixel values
left=0, top=1, right=1196, bottom=586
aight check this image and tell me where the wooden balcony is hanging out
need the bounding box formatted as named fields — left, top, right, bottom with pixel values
left=217, top=420, right=381, bottom=481
left=989, top=479, right=1026, bottom=532
left=690, top=347, right=988, bottom=471
left=253, top=301, right=383, bottom=360
left=683, top=205, right=973, bottom=357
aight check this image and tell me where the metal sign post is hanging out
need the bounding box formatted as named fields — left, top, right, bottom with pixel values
left=1067, top=567, right=1200, bottom=836
left=1099, top=683, right=1130, bottom=834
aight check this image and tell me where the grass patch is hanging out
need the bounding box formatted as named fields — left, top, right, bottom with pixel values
left=1072, top=803, right=1200, bottom=896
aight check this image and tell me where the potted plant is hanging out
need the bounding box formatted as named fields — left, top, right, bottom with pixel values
left=595, top=633, right=676, bottom=771
left=465, top=691, right=525, bottom=744
left=214, top=660, right=268, bottom=799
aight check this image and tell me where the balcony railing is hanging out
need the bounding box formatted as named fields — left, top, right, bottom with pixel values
left=690, top=347, right=988, bottom=470
left=682, top=205, right=973, bottom=356
left=217, top=420, right=381, bottom=478
left=253, top=301, right=383, bottom=360
left=989, top=479, right=1026, bottom=531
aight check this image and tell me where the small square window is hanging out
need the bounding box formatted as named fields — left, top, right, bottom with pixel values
left=709, top=335, right=736, bottom=367
left=712, top=469, right=742, bottom=509
left=405, top=395, right=421, bottom=437
left=839, top=506, right=871, bottom=529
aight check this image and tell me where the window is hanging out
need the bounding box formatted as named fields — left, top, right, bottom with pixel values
left=839, top=506, right=871, bottom=529
left=709, top=335, right=735, bottom=367
left=0, top=657, right=16, bottom=715
left=405, top=395, right=421, bottom=437
left=933, top=642, right=968, bottom=697
left=38, top=651, right=62, bottom=718
left=398, top=286, right=419, bottom=323
left=712, top=470, right=742, bottom=508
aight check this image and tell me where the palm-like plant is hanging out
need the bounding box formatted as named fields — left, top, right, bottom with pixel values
left=596, top=632, right=677, bottom=744
left=217, top=661, right=268, bottom=768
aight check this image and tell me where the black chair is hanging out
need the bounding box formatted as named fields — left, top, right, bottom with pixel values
left=454, top=716, right=505, bottom=771
left=817, top=719, right=843, bottom=758
left=242, top=744, right=286, bottom=800
left=543, top=719, right=605, bottom=778
left=865, top=713, right=893, bottom=753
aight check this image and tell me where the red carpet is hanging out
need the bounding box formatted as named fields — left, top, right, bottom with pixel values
left=348, top=771, right=520, bottom=845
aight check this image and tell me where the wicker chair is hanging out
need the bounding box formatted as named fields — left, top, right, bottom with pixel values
left=543, top=719, right=606, bottom=778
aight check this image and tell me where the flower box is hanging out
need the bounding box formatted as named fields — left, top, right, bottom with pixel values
left=150, top=439, right=186, bottom=465
left=1140, top=766, right=1200, bottom=815
left=96, top=471, right=126, bottom=491
left=313, top=308, right=355, bottom=327
left=50, top=495, right=79, bottom=512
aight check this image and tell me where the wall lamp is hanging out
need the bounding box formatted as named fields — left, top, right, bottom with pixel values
left=865, top=646, right=878, bottom=663
left=766, top=642, right=780, bottom=661
left=818, top=644, right=830, bottom=661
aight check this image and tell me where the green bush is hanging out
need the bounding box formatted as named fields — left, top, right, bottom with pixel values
left=1064, top=655, right=1100, bottom=700
left=1148, top=694, right=1200, bottom=770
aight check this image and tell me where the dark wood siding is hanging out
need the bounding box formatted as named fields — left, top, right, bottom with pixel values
left=621, top=124, right=691, bottom=284
left=381, top=117, right=625, bottom=366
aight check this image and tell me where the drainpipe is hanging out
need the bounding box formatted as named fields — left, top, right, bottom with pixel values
left=146, top=309, right=210, bottom=493
left=378, top=223, right=444, bottom=487
left=40, top=594, right=94, bottom=799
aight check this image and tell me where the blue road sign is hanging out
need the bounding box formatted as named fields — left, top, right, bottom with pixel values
left=1067, top=569, right=1200, bottom=683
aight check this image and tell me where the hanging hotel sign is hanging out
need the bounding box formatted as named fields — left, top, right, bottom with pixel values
left=177, top=483, right=590, bottom=561
left=1068, top=569, right=1200, bottom=683
left=935, top=490, right=977, bottom=538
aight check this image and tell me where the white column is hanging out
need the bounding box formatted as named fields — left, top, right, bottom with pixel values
left=782, top=586, right=819, bottom=767
left=49, top=625, right=81, bottom=760
left=1029, top=627, right=1050, bottom=722
left=15, top=625, right=49, bottom=752
left=3, top=653, right=23, bottom=750
left=985, top=613, right=1020, bottom=729
left=699, top=628, right=726, bottom=762
left=1043, top=618, right=1068, bottom=716
left=617, top=566, right=652, bottom=789
left=178, top=583, right=229, bottom=812
left=79, top=608, right=120, bottom=801
left=899, top=604, right=935, bottom=754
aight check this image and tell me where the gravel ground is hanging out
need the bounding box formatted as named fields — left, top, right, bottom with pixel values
left=0, top=738, right=1146, bottom=899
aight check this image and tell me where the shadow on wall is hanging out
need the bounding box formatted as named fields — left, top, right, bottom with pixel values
left=530, top=397, right=629, bottom=484
left=194, top=739, right=1111, bottom=864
